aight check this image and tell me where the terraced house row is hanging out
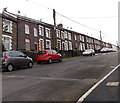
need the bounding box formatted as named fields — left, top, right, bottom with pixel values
left=1, top=11, right=115, bottom=57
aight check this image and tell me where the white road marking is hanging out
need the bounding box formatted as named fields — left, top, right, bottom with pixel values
left=77, top=64, right=120, bottom=103
left=106, top=82, right=119, bottom=87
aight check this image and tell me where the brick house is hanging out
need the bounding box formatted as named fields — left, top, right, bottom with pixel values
left=1, top=11, right=116, bottom=58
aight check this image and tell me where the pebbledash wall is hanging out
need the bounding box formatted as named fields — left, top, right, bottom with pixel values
left=1, top=11, right=114, bottom=58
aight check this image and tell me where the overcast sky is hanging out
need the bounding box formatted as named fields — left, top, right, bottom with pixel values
left=1, top=0, right=119, bottom=45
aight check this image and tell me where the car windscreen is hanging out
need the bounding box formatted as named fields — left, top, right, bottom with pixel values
left=85, top=49, right=91, bottom=52
left=38, top=51, right=46, bottom=55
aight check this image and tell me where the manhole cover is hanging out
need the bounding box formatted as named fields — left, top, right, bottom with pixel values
left=106, top=82, right=119, bottom=87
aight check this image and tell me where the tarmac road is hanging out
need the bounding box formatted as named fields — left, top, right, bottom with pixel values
left=2, top=52, right=119, bottom=102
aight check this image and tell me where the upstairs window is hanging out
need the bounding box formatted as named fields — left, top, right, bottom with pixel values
left=45, top=28, right=51, bottom=38
left=3, top=19, right=12, bottom=33
left=74, top=35, right=77, bottom=40
left=25, top=24, right=29, bottom=34
left=56, top=29, right=61, bottom=38
left=68, top=33, right=72, bottom=40
left=64, top=31, right=67, bottom=39
left=39, top=25, right=44, bottom=36
left=34, top=28, right=37, bottom=37
left=61, top=31, right=65, bottom=40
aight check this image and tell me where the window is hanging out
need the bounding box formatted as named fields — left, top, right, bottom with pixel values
left=61, top=31, right=65, bottom=40
left=52, top=50, right=57, bottom=54
left=57, top=40, right=61, bottom=50
left=69, top=41, right=72, bottom=50
left=38, top=51, right=46, bottom=55
left=25, top=24, right=29, bottom=34
left=68, top=33, right=72, bottom=40
left=56, top=29, right=60, bottom=38
left=25, top=39, right=30, bottom=50
left=64, top=41, right=68, bottom=51
left=3, top=19, right=12, bottom=33
left=45, top=28, right=51, bottom=38
left=64, top=31, right=67, bottom=39
left=39, top=39, right=44, bottom=50
left=11, top=51, right=25, bottom=57
left=62, top=42, right=65, bottom=51
left=39, top=25, right=44, bottom=36
left=34, top=28, right=37, bottom=37
left=2, top=35, right=12, bottom=50
left=35, top=42, right=38, bottom=51
left=46, top=40, right=51, bottom=49
left=83, top=43, right=85, bottom=50
left=74, top=35, right=77, bottom=40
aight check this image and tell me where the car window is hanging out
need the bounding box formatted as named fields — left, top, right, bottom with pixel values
left=3, top=52, right=10, bottom=57
left=10, top=52, right=19, bottom=57
left=48, top=50, right=52, bottom=54
left=38, top=51, right=46, bottom=55
left=17, top=52, right=25, bottom=57
left=52, top=50, right=57, bottom=54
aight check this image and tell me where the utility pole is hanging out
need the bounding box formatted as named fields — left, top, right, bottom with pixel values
left=53, top=9, right=57, bottom=50
left=100, top=31, right=103, bottom=49
left=100, top=31, right=102, bottom=41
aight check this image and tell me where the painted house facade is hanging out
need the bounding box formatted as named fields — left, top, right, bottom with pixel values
left=1, top=11, right=114, bottom=57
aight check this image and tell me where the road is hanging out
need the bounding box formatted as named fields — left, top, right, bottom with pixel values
left=1, top=52, right=119, bottom=102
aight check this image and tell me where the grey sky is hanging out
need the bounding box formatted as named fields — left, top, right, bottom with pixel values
left=1, top=0, right=119, bottom=45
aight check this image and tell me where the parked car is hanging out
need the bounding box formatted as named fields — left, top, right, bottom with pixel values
left=36, top=50, right=62, bottom=64
left=82, top=49, right=95, bottom=56
left=2, top=51, right=33, bottom=72
left=100, top=47, right=116, bottom=53
left=100, top=47, right=109, bottom=53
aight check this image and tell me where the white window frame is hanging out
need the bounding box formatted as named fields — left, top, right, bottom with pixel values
left=56, top=29, right=61, bottom=38
left=74, top=35, right=77, bottom=40
left=39, top=39, right=44, bottom=50
left=57, top=39, right=61, bottom=50
left=45, top=28, right=51, bottom=38
left=46, top=40, right=51, bottom=49
left=69, top=41, right=72, bottom=50
left=64, top=40, right=68, bottom=51
left=25, top=39, right=30, bottom=50
left=39, top=25, right=44, bottom=36
left=61, top=31, right=65, bottom=40
left=25, top=24, right=29, bottom=34
left=35, top=42, right=38, bottom=51
left=68, top=33, right=72, bottom=40
left=2, top=35, right=12, bottom=50
left=64, top=31, right=67, bottom=39
left=34, top=28, right=38, bottom=37
left=3, top=19, right=12, bottom=33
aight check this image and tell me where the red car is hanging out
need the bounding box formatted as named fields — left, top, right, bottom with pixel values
left=36, top=50, right=62, bottom=64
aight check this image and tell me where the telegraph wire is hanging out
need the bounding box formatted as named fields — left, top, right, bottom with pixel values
left=25, top=0, right=117, bottom=43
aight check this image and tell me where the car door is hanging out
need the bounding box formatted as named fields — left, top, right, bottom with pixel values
left=52, top=50, right=59, bottom=61
left=10, top=51, right=22, bottom=68
left=17, top=51, right=28, bottom=67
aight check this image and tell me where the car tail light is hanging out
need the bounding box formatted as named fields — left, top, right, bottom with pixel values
left=3, top=56, right=8, bottom=62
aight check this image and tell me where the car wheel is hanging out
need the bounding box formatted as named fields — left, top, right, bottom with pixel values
left=59, top=57, right=62, bottom=62
left=48, top=58, right=52, bottom=64
left=28, top=62, right=33, bottom=68
left=7, top=64, right=14, bottom=72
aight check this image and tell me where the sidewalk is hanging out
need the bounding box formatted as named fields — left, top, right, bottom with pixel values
left=82, top=66, right=119, bottom=103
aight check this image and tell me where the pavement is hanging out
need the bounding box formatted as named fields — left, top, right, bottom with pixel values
left=78, top=64, right=120, bottom=103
